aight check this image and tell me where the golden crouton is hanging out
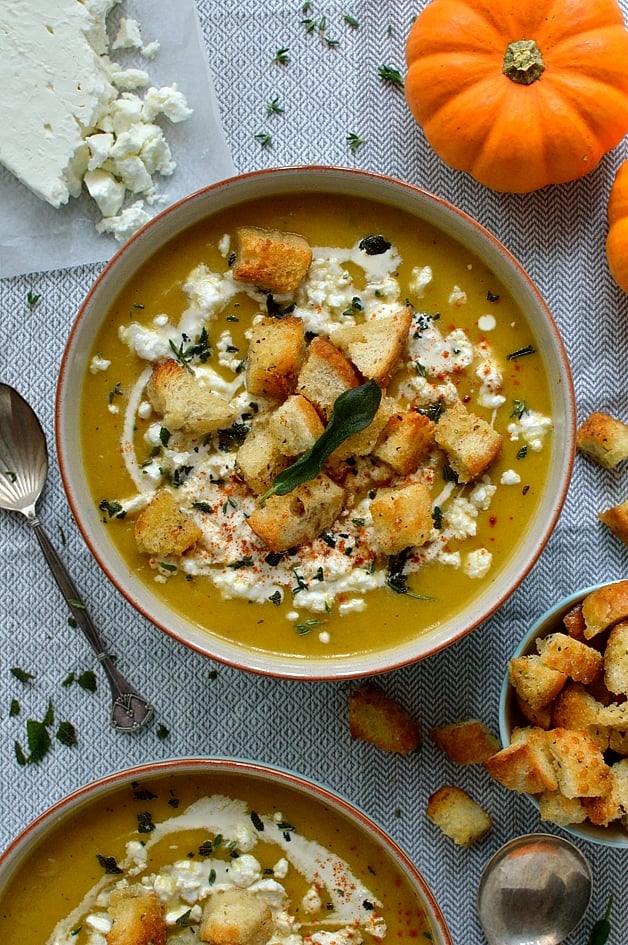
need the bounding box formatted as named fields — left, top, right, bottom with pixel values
left=562, top=603, right=587, bottom=641
left=370, top=481, right=433, bottom=556
left=610, top=729, right=628, bottom=756
left=545, top=728, right=611, bottom=799
left=552, top=683, right=610, bottom=752
left=597, top=701, right=628, bottom=730
left=296, top=335, right=359, bottom=420
left=329, top=398, right=394, bottom=463
left=107, top=886, right=166, bottom=945
left=434, top=401, right=502, bottom=483
left=232, top=226, right=312, bottom=294
left=134, top=490, right=202, bottom=556
left=515, top=692, right=553, bottom=730
left=604, top=620, right=628, bottom=695
left=348, top=683, right=421, bottom=755
left=582, top=760, right=628, bottom=826
left=246, top=316, right=306, bottom=401
left=537, top=791, right=589, bottom=826
left=373, top=409, right=436, bottom=475
left=247, top=474, right=344, bottom=551
left=581, top=580, right=628, bottom=640
left=576, top=411, right=628, bottom=469
left=536, top=633, right=603, bottom=685
left=267, top=394, right=325, bottom=455
left=199, top=888, right=274, bottom=945
left=331, top=305, right=412, bottom=385
left=484, top=728, right=558, bottom=794
left=598, top=499, right=628, bottom=546
left=147, top=359, right=236, bottom=435
left=426, top=786, right=492, bottom=848
left=236, top=419, right=289, bottom=495
left=430, top=719, right=500, bottom=765
left=508, top=654, right=568, bottom=710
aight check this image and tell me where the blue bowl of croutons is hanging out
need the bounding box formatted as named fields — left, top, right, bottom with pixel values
left=493, top=581, right=628, bottom=847
left=56, top=165, right=576, bottom=679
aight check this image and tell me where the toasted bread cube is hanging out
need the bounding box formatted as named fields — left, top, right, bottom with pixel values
left=107, top=886, right=166, bottom=945
left=484, top=728, right=558, bottom=794
left=546, top=728, right=611, bottom=798
left=537, top=791, right=589, bottom=826
left=247, top=474, right=344, bottom=551
left=552, top=683, right=610, bottom=752
left=329, top=398, right=395, bottom=463
left=610, top=729, right=628, bottom=756
left=370, top=481, right=433, bottom=555
left=434, top=401, right=502, bottom=483
left=348, top=683, right=421, bottom=755
left=134, top=490, right=202, bottom=556
left=581, top=580, right=628, bottom=640
left=536, top=632, right=603, bottom=685
left=508, top=654, right=568, bottom=710
left=296, top=335, right=359, bottom=420
left=331, top=305, right=412, bottom=384
left=199, top=888, right=274, bottom=945
left=598, top=499, right=628, bottom=546
left=604, top=620, right=628, bottom=695
left=426, top=786, right=491, bottom=848
left=236, top=419, right=288, bottom=495
left=430, top=719, right=500, bottom=765
left=267, top=394, right=325, bottom=456
left=246, top=316, right=306, bottom=401
left=515, top=693, right=554, bottom=730
left=576, top=411, right=628, bottom=469
left=582, top=761, right=627, bottom=826
left=232, top=226, right=312, bottom=293
left=373, top=409, right=436, bottom=474
left=562, top=603, right=587, bottom=641
left=597, top=701, right=628, bottom=730
left=147, top=359, right=236, bottom=435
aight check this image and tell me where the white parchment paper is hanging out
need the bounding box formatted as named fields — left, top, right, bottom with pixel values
left=0, top=0, right=235, bottom=278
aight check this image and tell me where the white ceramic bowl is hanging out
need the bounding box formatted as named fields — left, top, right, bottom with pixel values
left=0, top=758, right=452, bottom=945
left=56, top=166, right=576, bottom=678
left=499, top=583, right=628, bottom=848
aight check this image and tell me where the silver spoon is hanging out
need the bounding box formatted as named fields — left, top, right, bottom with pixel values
left=477, top=833, right=592, bottom=945
left=0, top=383, right=153, bottom=732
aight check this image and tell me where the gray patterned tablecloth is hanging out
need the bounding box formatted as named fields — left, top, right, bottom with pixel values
left=1, top=2, right=627, bottom=943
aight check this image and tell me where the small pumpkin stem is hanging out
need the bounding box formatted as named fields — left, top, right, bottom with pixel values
left=503, top=39, right=545, bottom=85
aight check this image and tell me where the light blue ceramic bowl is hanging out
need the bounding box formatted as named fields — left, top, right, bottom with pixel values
left=499, top=582, right=628, bottom=849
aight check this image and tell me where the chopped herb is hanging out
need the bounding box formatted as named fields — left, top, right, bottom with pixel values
left=222, top=496, right=237, bottom=513
left=68, top=616, right=77, bottom=628
left=268, top=590, right=282, bottom=606
left=218, top=422, right=250, bottom=451
left=62, top=672, right=75, bottom=688
left=56, top=720, right=77, bottom=746
left=137, top=811, right=156, bottom=833
left=295, top=619, right=321, bottom=635
left=272, top=47, right=290, bottom=65
left=77, top=670, right=97, bottom=692
left=442, top=464, right=458, bottom=482
left=251, top=810, right=265, bottom=831
left=172, top=464, right=194, bottom=488
left=266, top=293, right=296, bottom=318
left=510, top=399, right=529, bottom=420
left=208, top=868, right=217, bottom=885
left=108, top=382, right=123, bottom=405
left=342, top=296, right=364, bottom=317
left=27, top=289, right=41, bottom=308
left=213, top=834, right=223, bottom=850
left=3, top=469, right=16, bottom=483
left=159, top=427, right=171, bottom=447
left=96, top=854, right=123, bottom=874
left=587, top=895, right=613, bottom=945
left=169, top=327, right=212, bottom=369
left=486, top=290, right=500, bottom=302
left=516, top=445, right=529, bottom=460
left=352, top=517, right=365, bottom=527
left=343, top=12, right=359, bottom=28
left=414, top=361, right=428, bottom=377
left=507, top=344, right=536, bottom=360
left=98, top=498, right=126, bottom=520
left=192, top=501, right=213, bottom=514
left=346, top=132, right=366, bottom=154
left=68, top=598, right=86, bottom=609
left=227, top=556, right=254, bottom=569
left=386, top=550, right=433, bottom=600
left=10, top=667, right=35, bottom=684
left=359, top=234, right=391, bottom=256
left=14, top=742, right=27, bottom=766
left=292, top=569, right=308, bottom=594
left=266, top=96, right=284, bottom=116
left=363, top=900, right=375, bottom=911
left=378, top=64, right=404, bottom=88
left=175, top=910, right=193, bottom=928
left=25, top=718, right=52, bottom=764
left=432, top=506, right=443, bottom=530
left=9, top=698, right=20, bottom=717
left=159, top=561, right=178, bottom=573
left=255, top=132, right=273, bottom=148
left=132, top=785, right=157, bottom=800
left=261, top=380, right=382, bottom=501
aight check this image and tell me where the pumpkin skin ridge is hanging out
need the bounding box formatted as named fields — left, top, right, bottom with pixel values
left=606, top=160, right=628, bottom=292
left=404, top=0, right=628, bottom=192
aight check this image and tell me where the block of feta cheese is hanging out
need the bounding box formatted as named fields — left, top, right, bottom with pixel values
left=0, top=0, right=120, bottom=207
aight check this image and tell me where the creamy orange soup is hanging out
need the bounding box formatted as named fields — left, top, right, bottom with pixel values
left=80, top=192, right=553, bottom=659
left=0, top=769, right=437, bottom=944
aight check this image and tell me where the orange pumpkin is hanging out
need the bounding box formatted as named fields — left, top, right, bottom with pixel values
left=405, top=0, right=628, bottom=193
left=607, top=160, right=628, bottom=291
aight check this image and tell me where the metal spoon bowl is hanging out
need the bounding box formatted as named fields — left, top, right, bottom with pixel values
left=0, top=383, right=153, bottom=732
left=477, top=833, right=592, bottom=945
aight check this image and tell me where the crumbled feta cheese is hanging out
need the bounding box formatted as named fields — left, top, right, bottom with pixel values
left=409, top=265, right=433, bottom=297
left=507, top=409, right=553, bottom=451
left=448, top=285, right=467, bottom=306
left=500, top=468, right=521, bottom=485
left=478, top=314, right=496, bottom=331
left=465, top=548, right=492, bottom=578
left=97, top=201, right=152, bottom=242
left=89, top=353, right=111, bottom=373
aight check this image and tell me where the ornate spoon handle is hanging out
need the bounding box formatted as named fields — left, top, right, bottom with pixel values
left=29, top=515, right=154, bottom=732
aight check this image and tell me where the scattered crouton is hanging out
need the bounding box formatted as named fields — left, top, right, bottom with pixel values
left=329, top=398, right=395, bottom=463
left=515, top=692, right=554, bottom=729
left=430, top=719, right=500, bottom=765
left=331, top=305, right=412, bottom=384
left=604, top=620, right=628, bottom=695
left=484, top=728, right=558, bottom=794
left=296, top=335, right=359, bottom=420
left=598, top=499, right=628, bottom=546
left=426, top=786, right=491, bottom=847
left=581, top=580, right=628, bottom=640
left=562, top=603, right=587, bottom=641
left=508, top=654, right=568, bottom=710
left=246, top=474, right=344, bottom=552
left=552, top=683, right=610, bottom=752
left=576, top=411, right=628, bottom=469
left=370, top=481, right=433, bottom=555
left=107, top=886, right=166, bottom=945
left=434, top=401, right=502, bottom=483
left=134, top=490, right=202, bottom=557
left=246, top=316, right=306, bottom=400
left=232, top=226, right=312, bottom=294
left=199, top=888, right=274, bottom=945
left=372, top=409, right=436, bottom=475
left=267, top=394, right=325, bottom=456
left=236, top=418, right=288, bottom=495
left=545, top=728, right=612, bottom=798
left=147, top=359, right=236, bottom=435
left=536, top=632, right=603, bottom=685
left=582, top=759, right=628, bottom=826
left=348, top=683, right=421, bottom=755
left=537, top=791, right=589, bottom=826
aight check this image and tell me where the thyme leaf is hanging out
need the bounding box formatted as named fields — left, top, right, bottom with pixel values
left=378, top=64, right=404, bottom=88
